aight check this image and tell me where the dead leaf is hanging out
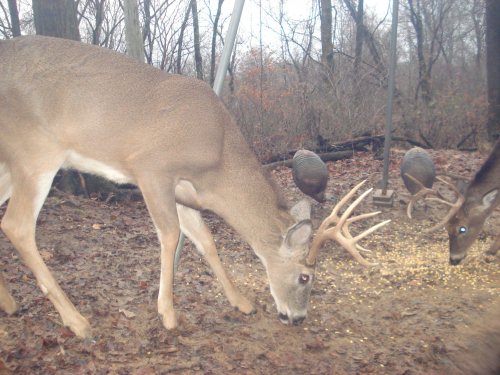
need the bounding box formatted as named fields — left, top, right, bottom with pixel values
left=39, top=249, right=53, bottom=261
left=119, top=308, right=136, bottom=319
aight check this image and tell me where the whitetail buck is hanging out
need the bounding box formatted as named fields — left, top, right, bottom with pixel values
left=0, top=36, right=389, bottom=338
left=407, top=139, right=500, bottom=265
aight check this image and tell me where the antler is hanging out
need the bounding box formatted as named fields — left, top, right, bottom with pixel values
left=305, top=180, right=391, bottom=267
left=405, top=174, right=465, bottom=232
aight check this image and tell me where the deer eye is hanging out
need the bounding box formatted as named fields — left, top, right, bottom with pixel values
left=298, top=274, right=310, bottom=284
left=458, top=226, right=468, bottom=234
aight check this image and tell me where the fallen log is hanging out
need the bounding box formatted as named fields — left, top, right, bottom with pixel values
left=262, top=134, right=429, bottom=165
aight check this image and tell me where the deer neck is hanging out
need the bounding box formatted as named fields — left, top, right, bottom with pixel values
left=201, top=125, right=294, bottom=257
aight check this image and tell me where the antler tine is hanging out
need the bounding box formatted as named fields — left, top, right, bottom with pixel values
left=313, top=179, right=369, bottom=236
left=424, top=195, right=465, bottom=233
left=435, top=176, right=462, bottom=195
left=330, top=180, right=368, bottom=219
left=343, top=212, right=383, bottom=253
left=305, top=180, right=390, bottom=267
left=405, top=173, right=440, bottom=219
left=405, top=174, right=465, bottom=232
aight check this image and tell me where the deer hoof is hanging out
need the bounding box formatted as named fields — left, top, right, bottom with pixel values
left=160, top=310, right=178, bottom=330
left=65, top=314, right=92, bottom=338
left=233, top=296, right=256, bottom=315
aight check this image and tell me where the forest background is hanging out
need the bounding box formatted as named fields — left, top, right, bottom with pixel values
left=1, top=0, right=499, bottom=163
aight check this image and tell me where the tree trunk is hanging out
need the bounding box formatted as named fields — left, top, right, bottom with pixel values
left=192, top=0, right=204, bottom=80
left=319, top=0, right=334, bottom=75
left=486, top=0, right=500, bottom=142
left=353, top=0, right=364, bottom=72
left=343, top=0, right=385, bottom=80
left=32, top=0, right=119, bottom=197
left=7, top=0, right=21, bottom=37
left=91, top=0, right=105, bottom=45
left=123, top=0, right=144, bottom=62
left=353, top=0, right=364, bottom=104
left=32, top=0, right=80, bottom=41
left=408, top=0, right=431, bottom=104
left=143, top=0, right=153, bottom=64
left=209, top=0, right=224, bottom=86
left=176, top=0, right=193, bottom=74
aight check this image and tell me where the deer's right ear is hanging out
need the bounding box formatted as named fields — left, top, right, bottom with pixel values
left=481, top=189, right=498, bottom=210
left=284, top=220, right=313, bottom=250
left=290, top=199, right=312, bottom=222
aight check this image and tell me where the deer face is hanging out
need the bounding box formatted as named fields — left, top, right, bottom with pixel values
left=264, top=220, right=315, bottom=325
left=446, top=210, right=483, bottom=265
left=446, top=188, right=498, bottom=265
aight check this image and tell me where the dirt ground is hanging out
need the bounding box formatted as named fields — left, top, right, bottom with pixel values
left=0, top=149, right=499, bottom=375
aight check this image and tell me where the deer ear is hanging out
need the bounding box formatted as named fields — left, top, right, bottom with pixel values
left=482, top=189, right=498, bottom=210
left=290, top=199, right=312, bottom=222
left=283, top=220, right=313, bottom=257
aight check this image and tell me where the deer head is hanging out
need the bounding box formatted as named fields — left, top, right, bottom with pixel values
left=406, top=140, right=500, bottom=264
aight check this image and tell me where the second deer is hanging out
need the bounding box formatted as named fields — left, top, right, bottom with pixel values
left=407, top=140, right=500, bottom=264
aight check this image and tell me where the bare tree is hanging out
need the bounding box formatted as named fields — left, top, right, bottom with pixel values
left=176, top=0, right=193, bottom=73
left=353, top=0, right=363, bottom=73
left=192, top=0, right=203, bottom=80
left=78, top=0, right=125, bottom=49
left=343, top=0, right=385, bottom=80
left=406, top=0, right=453, bottom=104
left=7, top=0, right=20, bottom=36
left=32, top=0, right=80, bottom=40
left=209, top=0, right=224, bottom=86
left=123, top=0, right=144, bottom=61
left=320, top=0, right=334, bottom=74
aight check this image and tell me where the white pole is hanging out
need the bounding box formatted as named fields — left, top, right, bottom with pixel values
left=175, top=0, right=246, bottom=269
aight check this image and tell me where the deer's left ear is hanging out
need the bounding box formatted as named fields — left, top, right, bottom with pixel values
left=481, top=189, right=498, bottom=211
left=281, top=220, right=313, bottom=258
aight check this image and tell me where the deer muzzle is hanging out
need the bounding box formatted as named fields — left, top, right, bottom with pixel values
left=278, top=312, right=306, bottom=325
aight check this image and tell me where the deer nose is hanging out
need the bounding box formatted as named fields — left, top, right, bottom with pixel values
left=450, top=257, right=463, bottom=265
left=292, top=316, right=306, bottom=325
left=278, top=313, right=288, bottom=323
left=278, top=313, right=306, bottom=325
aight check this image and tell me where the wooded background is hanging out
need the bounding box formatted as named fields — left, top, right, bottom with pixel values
left=1, top=0, right=499, bottom=163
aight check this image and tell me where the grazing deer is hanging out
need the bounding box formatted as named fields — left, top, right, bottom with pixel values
left=0, top=36, right=389, bottom=338
left=407, top=140, right=500, bottom=265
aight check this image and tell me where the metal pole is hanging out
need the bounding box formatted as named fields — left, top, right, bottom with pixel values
left=381, top=0, right=399, bottom=193
left=174, top=0, right=246, bottom=269
left=212, top=0, right=246, bottom=96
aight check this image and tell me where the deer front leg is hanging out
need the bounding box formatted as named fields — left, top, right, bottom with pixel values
left=0, top=166, right=16, bottom=314
left=139, top=177, right=180, bottom=330
left=1, top=170, right=91, bottom=338
left=177, top=204, right=255, bottom=314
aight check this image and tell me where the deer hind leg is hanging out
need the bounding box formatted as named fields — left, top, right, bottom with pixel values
left=177, top=204, right=255, bottom=314
left=0, top=165, right=91, bottom=338
left=0, top=165, right=17, bottom=314
left=138, top=176, right=181, bottom=330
